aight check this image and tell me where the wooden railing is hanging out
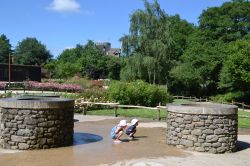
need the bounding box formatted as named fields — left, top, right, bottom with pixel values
left=173, top=95, right=250, bottom=111
left=75, top=100, right=250, bottom=121
left=75, top=101, right=166, bottom=121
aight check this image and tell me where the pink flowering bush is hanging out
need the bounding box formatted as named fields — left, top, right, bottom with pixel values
left=24, top=81, right=83, bottom=92
left=0, top=82, right=7, bottom=89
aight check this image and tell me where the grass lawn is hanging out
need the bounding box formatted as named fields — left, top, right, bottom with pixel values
left=87, top=108, right=167, bottom=120
left=238, top=110, right=250, bottom=128
left=87, top=109, right=250, bottom=128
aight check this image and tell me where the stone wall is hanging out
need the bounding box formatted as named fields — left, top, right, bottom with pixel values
left=0, top=97, right=74, bottom=150
left=167, top=103, right=238, bottom=153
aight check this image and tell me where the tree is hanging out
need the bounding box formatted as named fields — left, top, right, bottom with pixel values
left=79, top=41, right=108, bottom=79
left=106, top=56, right=121, bottom=80
left=169, top=0, right=250, bottom=96
left=14, top=37, right=52, bottom=65
left=0, top=34, right=12, bottom=63
left=170, top=39, right=227, bottom=96
left=219, top=37, right=250, bottom=94
left=120, top=0, right=194, bottom=84
left=199, top=0, right=250, bottom=43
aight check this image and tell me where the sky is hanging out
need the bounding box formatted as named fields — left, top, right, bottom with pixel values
left=0, top=0, right=230, bottom=57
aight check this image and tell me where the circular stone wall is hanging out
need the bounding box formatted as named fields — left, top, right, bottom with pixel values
left=167, top=103, right=238, bottom=153
left=0, top=97, right=74, bottom=150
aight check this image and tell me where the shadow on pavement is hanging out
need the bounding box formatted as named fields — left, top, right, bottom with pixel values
left=236, top=141, right=250, bottom=151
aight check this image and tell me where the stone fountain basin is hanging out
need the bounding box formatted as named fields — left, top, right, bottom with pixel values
left=167, top=102, right=238, bottom=115
left=0, top=97, right=74, bottom=150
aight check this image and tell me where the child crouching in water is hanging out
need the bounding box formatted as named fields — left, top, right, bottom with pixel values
left=126, top=119, right=139, bottom=140
left=110, top=120, right=127, bottom=143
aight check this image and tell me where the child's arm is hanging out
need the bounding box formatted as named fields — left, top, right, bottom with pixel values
left=115, top=126, right=123, bottom=134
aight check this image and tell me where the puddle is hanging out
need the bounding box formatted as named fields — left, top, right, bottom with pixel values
left=73, top=132, right=103, bottom=145
left=0, top=119, right=186, bottom=166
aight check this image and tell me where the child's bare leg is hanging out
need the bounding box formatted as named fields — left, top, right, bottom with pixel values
left=129, top=130, right=136, bottom=137
left=115, top=131, right=123, bottom=141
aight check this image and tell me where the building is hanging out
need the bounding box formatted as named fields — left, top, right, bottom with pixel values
left=0, top=63, right=41, bottom=82
left=95, top=42, right=121, bottom=57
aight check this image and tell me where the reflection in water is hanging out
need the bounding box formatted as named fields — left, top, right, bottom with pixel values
left=73, top=132, right=103, bottom=145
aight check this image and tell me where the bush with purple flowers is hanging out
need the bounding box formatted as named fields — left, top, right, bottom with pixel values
left=0, top=82, right=7, bottom=90
left=24, top=81, right=83, bottom=92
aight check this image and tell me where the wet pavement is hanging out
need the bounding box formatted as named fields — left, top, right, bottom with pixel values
left=0, top=117, right=186, bottom=166
left=0, top=115, right=250, bottom=166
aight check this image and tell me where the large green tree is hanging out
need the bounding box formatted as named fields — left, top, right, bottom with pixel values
left=0, top=34, right=12, bottom=63
left=170, top=0, right=250, bottom=96
left=219, top=36, right=250, bottom=94
left=14, top=37, right=52, bottom=65
left=51, top=40, right=121, bottom=79
left=199, top=0, right=250, bottom=42
left=170, top=40, right=227, bottom=96
left=120, top=0, right=194, bottom=84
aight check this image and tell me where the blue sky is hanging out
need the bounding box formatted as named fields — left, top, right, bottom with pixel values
left=0, top=0, right=229, bottom=57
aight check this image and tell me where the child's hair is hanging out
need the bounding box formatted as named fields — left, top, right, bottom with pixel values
left=131, top=119, right=139, bottom=125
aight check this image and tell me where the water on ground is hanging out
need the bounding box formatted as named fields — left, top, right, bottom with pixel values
left=0, top=119, right=186, bottom=166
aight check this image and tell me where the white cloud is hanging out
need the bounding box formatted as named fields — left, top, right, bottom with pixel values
left=48, top=0, right=81, bottom=13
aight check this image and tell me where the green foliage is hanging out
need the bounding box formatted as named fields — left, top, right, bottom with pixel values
left=211, top=91, right=245, bottom=103
left=169, top=0, right=250, bottom=97
left=120, top=0, right=194, bottom=84
left=0, top=34, right=12, bottom=63
left=106, top=56, right=121, bottom=80
left=199, top=0, right=250, bottom=42
left=170, top=40, right=227, bottom=96
left=14, top=37, right=52, bottom=65
left=50, top=41, right=121, bottom=79
left=78, top=88, right=108, bottom=102
left=107, top=80, right=173, bottom=107
left=64, top=77, right=92, bottom=89
left=219, top=37, right=250, bottom=94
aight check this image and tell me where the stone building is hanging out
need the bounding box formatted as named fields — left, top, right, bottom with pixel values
left=95, top=42, right=121, bottom=57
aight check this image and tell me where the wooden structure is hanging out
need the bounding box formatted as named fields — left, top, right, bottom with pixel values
left=0, top=63, right=41, bottom=82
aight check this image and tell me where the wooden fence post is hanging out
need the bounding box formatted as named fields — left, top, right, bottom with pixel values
left=157, top=108, right=160, bottom=121
left=113, top=106, right=118, bottom=117
left=157, top=103, right=161, bottom=121
left=82, top=105, right=87, bottom=115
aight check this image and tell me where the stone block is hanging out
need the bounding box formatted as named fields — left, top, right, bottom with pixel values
left=202, top=129, right=214, bottom=135
left=17, top=129, right=32, bottom=136
left=11, top=135, right=26, bottom=143
left=191, top=129, right=202, bottom=136
left=195, top=147, right=205, bottom=152
left=181, top=139, right=194, bottom=147
left=214, top=128, right=225, bottom=135
left=206, top=135, right=219, bottom=143
left=18, top=143, right=29, bottom=150
left=175, top=117, right=184, bottom=123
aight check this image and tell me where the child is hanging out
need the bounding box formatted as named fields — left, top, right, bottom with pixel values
left=110, top=120, right=127, bottom=143
left=126, top=119, right=139, bottom=140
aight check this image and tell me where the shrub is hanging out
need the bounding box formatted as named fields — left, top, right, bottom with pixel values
left=24, top=81, right=83, bottom=92
left=107, top=80, right=173, bottom=107
left=211, top=91, right=246, bottom=103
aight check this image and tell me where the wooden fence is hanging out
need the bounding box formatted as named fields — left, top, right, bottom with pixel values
left=173, top=96, right=250, bottom=110
left=75, top=101, right=166, bottom=121
left=75, top=97, right=250, bottom=121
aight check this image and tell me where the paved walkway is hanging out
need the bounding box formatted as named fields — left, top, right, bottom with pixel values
left=0, top=114, right=250, bottom=166
left=73, top=115, right=250, bottom=166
